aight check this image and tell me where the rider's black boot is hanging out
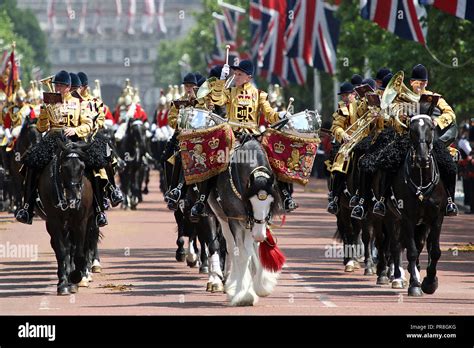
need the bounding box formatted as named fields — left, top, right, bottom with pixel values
left=15, top=168, right=38, bottom=225
left=104, top=163, right=123, bottom=207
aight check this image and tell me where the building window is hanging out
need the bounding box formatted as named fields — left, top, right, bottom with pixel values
left=143, top=48, right=149, bottom=61
left=90, top=48, right=96, bottom=62
left=106, top=49, right=113, bottom=63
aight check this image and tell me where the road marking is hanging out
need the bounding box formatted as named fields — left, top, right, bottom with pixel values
left=292, top=272, right=338, bottom=307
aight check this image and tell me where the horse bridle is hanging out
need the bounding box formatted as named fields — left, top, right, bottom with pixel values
left=405, top=116, right=439, bottom=201
left=56, top=149, right=85, bottom=211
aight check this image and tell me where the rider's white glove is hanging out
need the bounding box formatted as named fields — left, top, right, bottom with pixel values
left=4, top=128, right=12, bottom=140
left=220, top=64, right=230, bottom=80
left=104, top=119, right=114, bottom=128
left=278, top=110, right=289, bottom=119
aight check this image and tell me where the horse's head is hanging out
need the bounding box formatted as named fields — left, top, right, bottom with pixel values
left=17, top=116, right=41, bottom=151
left=409, top=115, right=434, bottom=168
left=57, top=139, right=90, bottom=209
left=240, top=138, right=277, bottom=243
left=127, top=119, right=147, bottom=151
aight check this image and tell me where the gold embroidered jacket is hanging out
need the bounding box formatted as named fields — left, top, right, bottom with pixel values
left=37, top=92, right=93, bottom=138
left=208, top=80, right=279, bottom=133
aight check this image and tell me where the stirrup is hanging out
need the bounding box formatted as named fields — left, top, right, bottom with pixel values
left=96, top=212, right=108, bottom=228
left=445, top=198, right=458, bottom=217
left=109, top=187, right=124, bottom=207
left=349, top=195, right=359, bottom=208
left=284, top=197, right=298, bottom=212
left=190, top=202, right=207, bottom=221
left=327, top=197, right=339, bottom=215
left=15, top=208, right=33, bottom=225
left=373, top=201, right=386, bottom=217
left=351, top=204, right=365, bottom=220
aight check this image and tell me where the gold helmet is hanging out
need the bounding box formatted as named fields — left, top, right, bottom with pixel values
left=165, top=85, right=173, bottom=104
left=133, top=87, right=140, bottom=104
left=92, top=79, right=101, bottom=99
left=15, top=80, right=27, bottom=102
left=27, top=80, right=36, bottom=102
left=173, top=85, right=180, bottom=100
left=159, top=88, right=167, bottom=106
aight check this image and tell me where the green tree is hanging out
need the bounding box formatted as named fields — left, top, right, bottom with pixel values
left=0, top=10, right=35, bottom=83
left=0, top=0, right=50, bottom=82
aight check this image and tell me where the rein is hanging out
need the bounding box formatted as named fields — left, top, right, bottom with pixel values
left=404, top=120, right=440, bottom=201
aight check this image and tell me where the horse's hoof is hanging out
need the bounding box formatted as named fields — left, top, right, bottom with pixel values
left=91, top=265, right=102, bottom=273
left=186, top=260, right=198, bottom=268
left=211, top=283, right=224, bottom=293
left=421, top=277, right=438, bottom=295
left=68, top=284, right=78, bottom=293
left=353, top=261, right=361, bottom=269
left=392, top=279, right=404, bottom=289
left=57, top=285, right=70, bottom=296
left=408, top=286, right=423, bottom=297
left=175, top=252, right=186, bottom=262
left=364, top=268, right=374, bottom=276
left=143, top=188, right=149, bottom=195
left=86, top=273, right=93, bottom=282
left=199, top=266, right=209, bottom=274
left=206, top=282, right=213, bottom=292
left=78, top=277, right=89, bottom=287
left=70, top=270, right=83, bottom=284
left=376, top=276, right=390, bottom=285
left=344, top=265, right=354, bottom=272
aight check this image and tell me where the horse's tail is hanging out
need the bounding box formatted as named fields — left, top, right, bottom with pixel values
left=333, top=228, right=344, bottom=242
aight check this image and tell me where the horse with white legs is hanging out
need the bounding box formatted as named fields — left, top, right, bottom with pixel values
left=208, top=136, right=284, bottom=306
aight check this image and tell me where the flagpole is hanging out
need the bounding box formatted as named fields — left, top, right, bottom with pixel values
left=313, top=68, right=322, bottom=112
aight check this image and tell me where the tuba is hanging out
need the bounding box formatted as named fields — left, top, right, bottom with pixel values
left=40, top=75, right=63, bottom=124
left=381, top=71, right=420, bottom=129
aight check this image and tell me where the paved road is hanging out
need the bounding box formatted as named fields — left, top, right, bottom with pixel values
left=0, top=172, right=473, bottom=315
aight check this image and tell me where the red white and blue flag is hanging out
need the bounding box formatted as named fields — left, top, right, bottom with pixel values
left=360, top=0, right=427, bottom=45
left=421, top=0, right=474, bottom=22
left=285, top=0, right=340, bottom=75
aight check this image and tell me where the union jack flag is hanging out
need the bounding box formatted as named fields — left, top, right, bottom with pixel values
left=360, top=0, right=427, bottom=45
left=421, top=0, right=474, bottom=22
left=284, top=0, right=340, bottom=76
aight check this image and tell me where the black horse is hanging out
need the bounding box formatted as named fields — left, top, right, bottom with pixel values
left=329, top=142, right=376, bottom=275
left=117, top=119, right=147, bottom=210
left=207, top=136, right=282, bottom=306
left=1, top=116, right=41, bottom=212
left=161, top=142, right=226, bottom=292
left=37, top=138, right=97, bottom=295
left=385, top=115, right=449, bottom=296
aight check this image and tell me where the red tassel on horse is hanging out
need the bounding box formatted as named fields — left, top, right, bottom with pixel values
left=259, top=227, right=286, bottom=272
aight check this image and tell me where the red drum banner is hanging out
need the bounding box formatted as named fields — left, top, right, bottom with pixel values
left=262, top=128, right=319, bottom=185
left=178, top=123, right=235, bottom=185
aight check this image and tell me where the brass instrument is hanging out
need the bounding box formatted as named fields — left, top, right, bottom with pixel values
left=381, top=71, right=420, bottom=129
left=337, top=106, right=380, bottom=159
left=40, top=75, right=63, bottom=124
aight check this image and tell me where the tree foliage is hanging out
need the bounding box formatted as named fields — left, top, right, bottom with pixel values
left=0, top=0, right=50, bottom=82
